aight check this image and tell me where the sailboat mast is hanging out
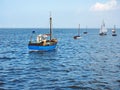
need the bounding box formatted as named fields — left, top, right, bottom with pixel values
left=102, top=20, right=105, bottom=27
left=78, top=24, right=80, bottom=36
left=114, top=25, right=116, bottom=30
left=86, top=25, right=87, bottom=32
left=50, top=12, right=52, bottom=40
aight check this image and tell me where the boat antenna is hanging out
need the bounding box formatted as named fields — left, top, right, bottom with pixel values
left=78, top=24, right=80, bottom=36
left=86, top=25, right=87, bottom=31
left=50, top=12, right=52, bottom=40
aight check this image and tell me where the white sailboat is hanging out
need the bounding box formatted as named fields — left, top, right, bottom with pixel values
left=99, top=21, right=107, bottom=36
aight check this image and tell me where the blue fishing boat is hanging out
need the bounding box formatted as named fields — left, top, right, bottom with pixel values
left=28, top=14, right=58, bottom=51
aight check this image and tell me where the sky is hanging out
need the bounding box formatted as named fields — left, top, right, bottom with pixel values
left=0, top=0, right=120, bottom=28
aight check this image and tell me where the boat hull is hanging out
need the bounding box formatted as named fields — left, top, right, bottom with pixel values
left=73, top=36, right=81, bottom=39
left=28, top=43, right=57, bottom=51
left=112, top=33, right=117, bottom=36
left=99, top=33, right=107, bottom=36
left=83, top=32, right=87, bottom=34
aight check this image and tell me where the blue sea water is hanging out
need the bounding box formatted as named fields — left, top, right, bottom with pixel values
left=0, top=28, right=120, bottom=90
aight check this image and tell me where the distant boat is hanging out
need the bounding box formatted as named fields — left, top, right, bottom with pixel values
left=28, top=14, right=58, bottom=51
left=112, top=25, right=117, bottom=36
left=74, top=24, right=81, bottom=39
left=99, top=21, right=107, bottom=36
left=83, top=26, right=88, bottom=34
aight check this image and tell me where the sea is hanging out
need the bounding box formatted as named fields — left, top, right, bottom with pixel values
left=0, top=28, right=120, bottom=90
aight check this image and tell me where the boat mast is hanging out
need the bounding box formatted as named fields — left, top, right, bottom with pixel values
left=50, top=12, right=52, bottom=40
left=113, top=25, right=116, bottom=33
left=103, top=20, right=105, bottom=27
left=86, top=25, right=87, bottom=32
left=114, top=25, right=116, bottom=30
left=78, top=24, right=80, bottom=36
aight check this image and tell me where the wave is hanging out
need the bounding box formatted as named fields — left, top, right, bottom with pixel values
left=0, top=56, right=16, bottom=60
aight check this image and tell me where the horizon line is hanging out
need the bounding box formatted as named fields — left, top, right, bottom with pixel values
left=0, top=27, right=119, bottom=29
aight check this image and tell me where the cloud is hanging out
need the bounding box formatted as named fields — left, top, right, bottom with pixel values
left=90, top=0, right=118, bottom=11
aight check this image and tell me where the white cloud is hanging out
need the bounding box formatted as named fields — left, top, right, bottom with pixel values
left=90, top=0, right=117, bottom=11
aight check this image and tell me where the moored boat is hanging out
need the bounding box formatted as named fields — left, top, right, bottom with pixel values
left=83, top=26, right=88, bottom=34
left=99, top=21, right=107, bottom=36
left=74, top=24, right=81, bottom=39
left=28, top=14, right=58, bottom=51
left=112, top=25, right=117, bottom=36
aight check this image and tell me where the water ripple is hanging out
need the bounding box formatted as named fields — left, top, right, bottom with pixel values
left=0, top=29, right=120, bottom=90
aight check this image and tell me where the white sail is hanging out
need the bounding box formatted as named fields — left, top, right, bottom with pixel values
left=99, top=21, right=107, bottom=35
left=102, top=25, right=107, bottom=33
